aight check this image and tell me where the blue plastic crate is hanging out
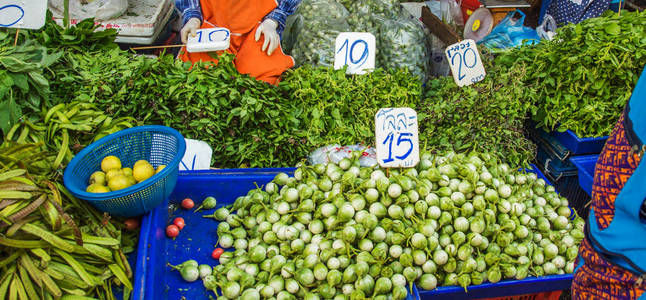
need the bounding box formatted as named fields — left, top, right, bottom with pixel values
left=551, top=130, right=608, bottom=156
left=132, top=168, right=419, bottom=300
left=570, top=155, right=599, bottom=197
left=417, top=165, right=573, bottom=299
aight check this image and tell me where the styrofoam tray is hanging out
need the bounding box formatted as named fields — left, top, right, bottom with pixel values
left=51, top=0, right=173, bottom=41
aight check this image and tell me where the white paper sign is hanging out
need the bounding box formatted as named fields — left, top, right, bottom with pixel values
left=334, top=32, right=376, bottom=75
left=375, top=108, right=420, bottom=168
left=180, top=139, right=213, bottom=171
left=186, top=28, right=230, bottom=53
left=0, top=0, right=47, bottom=29
left=445, top=39, right=486, bottom=87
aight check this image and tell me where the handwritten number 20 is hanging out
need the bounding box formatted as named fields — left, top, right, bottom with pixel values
left=450, top=48, right=477, bottom=81
left=337, top=39, right=368, bottom=68
left=382, top=132, right=414, bottom=163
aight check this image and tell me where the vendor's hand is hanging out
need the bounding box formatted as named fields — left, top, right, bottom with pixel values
left=255, top=19, right=280, bottom=56
left=181, top=18, right=202, bottom=44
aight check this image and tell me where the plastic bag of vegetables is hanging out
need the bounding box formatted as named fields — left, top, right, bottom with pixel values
left=284, top=0, right=351, bottom=66
left=348, top=0, right=402, bottom=18
left=378, top=17, right=431, bottom=81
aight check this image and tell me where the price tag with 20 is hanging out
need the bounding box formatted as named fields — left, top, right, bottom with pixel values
left=186, top=27, right=231, bottom=53
left=375, top=108, right=420, bottom=168
left=334, top=32, right=376, bottom=75
left=445, top=39, right=486, bottom=87
left=0, top=0, right=47, bottom=30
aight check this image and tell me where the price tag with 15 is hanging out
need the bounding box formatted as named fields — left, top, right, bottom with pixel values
left=375, top=108, right=420, bottom=168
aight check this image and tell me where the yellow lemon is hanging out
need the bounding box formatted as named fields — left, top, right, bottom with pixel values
left=133, top=162, right=155, bottom=183
left=86, top=184, right=110, bottom=193
left=101, top=156, right=122, bottom=173
left=126, top=175, right=137, bottom=186
left=122, top=167, right=133, bottom=177
left=156, top=165, right=166, bottom=174
left=89, top=171, right=106, bottom=185
left=134, top=160, right=150, bottom=168
left=108, top=175, right=132, bottom=191
left=106, top=169, right=123, bottom=182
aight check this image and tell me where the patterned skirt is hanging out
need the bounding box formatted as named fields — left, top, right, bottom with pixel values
left=571, top=112, right=645, bottom=299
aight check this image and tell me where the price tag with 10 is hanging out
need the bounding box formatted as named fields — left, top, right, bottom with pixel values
left=375, top=108, right=420, bottom=168
left=334, top=32, right=376, bottom=75
left=0, top=0, right=47, bottom=30
left=445, top=39, right=486, bottom=87
left=186, top=27, right=231, bottom=53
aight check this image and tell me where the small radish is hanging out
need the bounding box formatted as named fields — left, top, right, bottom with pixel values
left=166, top=225, right=180, bottom=238
left=212, top=248, right=224, bottom=259
left=173, top=217, right=185, bottom=230
left=181, top=198, right=194, bottom=210
left=124, top=218, right=139, bottom=231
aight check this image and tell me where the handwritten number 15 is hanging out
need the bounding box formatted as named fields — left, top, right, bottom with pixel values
left=382, top=132, right=414, bottom=163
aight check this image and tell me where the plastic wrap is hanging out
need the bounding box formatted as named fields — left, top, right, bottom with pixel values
left=480, top=10, right=541, bottom=51
left=309, top=144, right=377, bottom=167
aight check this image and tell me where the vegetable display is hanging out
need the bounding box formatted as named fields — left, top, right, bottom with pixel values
left=0, top=143, right=137, bottom=299
left=496, top=10, right=646, bottom=137
left=178, top=151, right=582, bottom=298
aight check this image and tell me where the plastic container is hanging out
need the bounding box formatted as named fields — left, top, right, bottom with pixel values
left=484, top=290, right=563, bottom=300
left=417, top=165, right=573, bottom=299
left=551, top=130, right=608, bottom=155
left=528, top=123, right=590, bottom=219
left=570, top=155, right=599, bottom=197
left=64, top=125, right=186, bottom=217
left=132, top=168, right=419, bottom=300
left=461, top=0, right=483, bottom=24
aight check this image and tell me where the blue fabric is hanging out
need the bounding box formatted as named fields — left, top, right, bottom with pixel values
left=174, top=0, right=301, bottom=36
left=588, top=157, right=646, bottom=275
left=546, top=0, right=609, bottom=26
left=628, top=67, right=646, bottom=146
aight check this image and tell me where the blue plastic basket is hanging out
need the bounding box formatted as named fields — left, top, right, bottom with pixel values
left=570, top=155, right=599, bottom=197
left=63, top=125, right=186, bottom=217
left=551, top=130, right=608, bottom=156
left=132, top=168, right=419, bottom=300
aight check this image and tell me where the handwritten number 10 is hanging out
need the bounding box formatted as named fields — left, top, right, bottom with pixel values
left=382, top=132, right=414, bottom=163
left=449, top=48, right=477, bottom=81
left=337, top=39, right=368, bottom=68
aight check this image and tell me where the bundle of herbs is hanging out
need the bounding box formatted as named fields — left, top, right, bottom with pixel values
left=496, top=10, right=646, bottom=137
left=420, top=62, right=538, bottom=167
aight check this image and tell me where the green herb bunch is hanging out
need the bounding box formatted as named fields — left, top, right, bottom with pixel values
left=420, top=62, right=538, bottom=167
left=496, top=10, right=646, bottom=137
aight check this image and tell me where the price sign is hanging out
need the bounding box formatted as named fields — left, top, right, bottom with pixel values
left=186, top=28, right=231, bottom=53
left=375, top=108, right=420, bottom=168
left=334, top=32, right=375, bottom=75
left=445, top=39, right=486, bottom=87
left=0, top=0, right=47, bottom=30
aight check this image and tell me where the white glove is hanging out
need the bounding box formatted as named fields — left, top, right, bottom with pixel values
left=181, top=18, right=202, bottom=44
left=95, top=0, right=129, bottom=21
left=254, top=19, right=280, bottom=56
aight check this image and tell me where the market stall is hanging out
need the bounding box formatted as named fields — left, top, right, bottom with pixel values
left=0, top=0, right=645, bottom=299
